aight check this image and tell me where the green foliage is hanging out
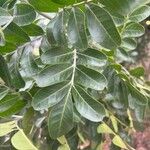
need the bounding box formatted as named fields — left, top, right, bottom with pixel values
left=0, top=0, right=150, bottom=149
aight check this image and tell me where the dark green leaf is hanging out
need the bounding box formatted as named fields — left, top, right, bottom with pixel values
left=48, top=93, right=73, bottom=139
left=75, top=65, right=107, bottom=90
left=35, top=64, right=73, bottom=87
left=67, top=7, right=88, bottom=50
left=129, top=67, right=145, bottom=78
left=72, top=85, right=106, bottom=122
left=86, top=3, right=121, bottom=50
left=0, top=54, right=12, bottom=87
left=8, top=51, right=25, bottom=89
left=32, top=82, right=71, bottom=110
left=13, top=3, right=36, bottom=26
left=121, top=38, right=137, bottom=50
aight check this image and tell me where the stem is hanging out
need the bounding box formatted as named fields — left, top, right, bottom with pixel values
left=64, top=0, right=93, bottom=9
left=70, top=49, right=77, bottom=86
left=38, top=12, right=53, bottom=20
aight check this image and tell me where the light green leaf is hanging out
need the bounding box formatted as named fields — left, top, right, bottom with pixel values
left=75, top=65, right=107, bottom=90
left=0, top=28, right=5, bottom=46
left=57, top=136, right=70, bottom=150
left=32, top=82, right=71, bottom=110
left=67, top=7, right=88, bottom=50
left=11, top=130, right=37, bottom=150
left=28, top=0, right=62, bottom=12
left=0, top=121, right=16, bottom=137
left=112, top=135, right=127, bottom=149
left=0, top=94, right=26, bottom=117
left=48, top=93, right=73, bottom=139
left=4, top=22, right=30, bottom=46
left=97, top=122, right=115, bottom=134
left=72, top=85, right=106, bottom=122
left=35, top=64, right=73, bottom=87
left=110, top=115, right=118, bottom=133
left=86, top=3, right=121, bottom=50
left=129, top=5, right=150, bottom=22
left=0, top=7, right=13, bottom=26
left=21, top=23, right=44, bottom=36
left=13, top=3, right=36, bottom=26
left=130, top=66, right=145, bottom=78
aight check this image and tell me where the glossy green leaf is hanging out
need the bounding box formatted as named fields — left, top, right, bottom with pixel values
left=122, top=22, right=145, bottom=38
left=67, top=7, right=88, bottom=50
left=8, top=51, right=25, bottom=89
left=11, top=130, right=37, bottom=150
left=4, top=22, right=30, bottom=45
left=0, top=55, right=12, bottom=87
left=72, top=85, right=106, bottom=122
left=0, top=7, right=12, bottom=26
left=121, top=38, right=137, bottom=50
left=99, top=0, right=150, bottom=16
left=13, top=3, right=36, bottom=26
left=48, top=93, right=73, bottom=139
left=32, top=82, right=71, bottom=110
left=77, top=48, right=107, bottom=68
left=20, top=45, right=39, bottom=79
left=21, top=23, right=44, bottom=36
left=86, top=3, right=121, bottom=50
left=129, top=5, right=150, bottom=22
left=75, top=65, right=107, bottom=90
left=53, top=11, right=68, bottom=47
left=41, top=47, right=73, bottom=64
left=35, top=64, right=73, bottom=87
left=0, top=121, right=16, bottom=137
left=28, top=0, right=62, bottom=12
left=0, top=85, right=9, bottom=100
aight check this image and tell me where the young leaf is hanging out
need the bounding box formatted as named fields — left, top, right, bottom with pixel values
left=13, top=3, right=36, bottom=26
left=72, top=85, right=106, bottom=122
left=97, top=122, right=115, bottom=134
left=67, top=7, right=88, bottom=50
left=48, top=93, right=73, bottom=139
left=0, top=121, right=16, bottom=137
left=112, top=135, right=127, bottom=149
left=86, top=3, right=121, bottom=50
left=11, top=129, right=37, bottom=150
